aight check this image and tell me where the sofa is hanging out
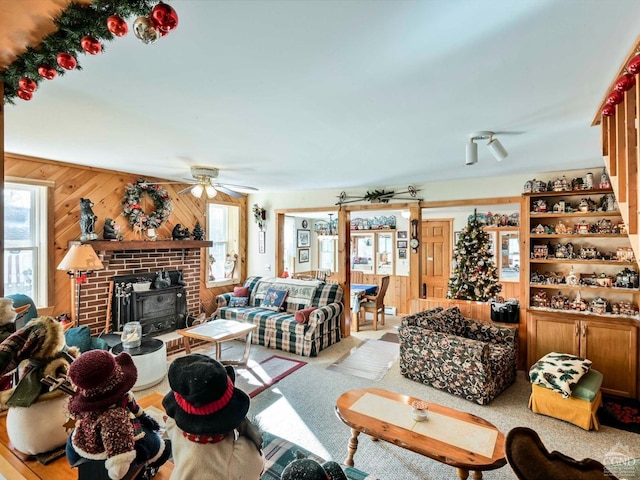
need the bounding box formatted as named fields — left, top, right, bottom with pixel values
left=215, top=276, right=344, bottom=357
left=398, top=306, right=518, bottom=405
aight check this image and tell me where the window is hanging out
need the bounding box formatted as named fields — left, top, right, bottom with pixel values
left=207, top=204, right=240, bottom=285
left=4, top=182, right=49, bottom=307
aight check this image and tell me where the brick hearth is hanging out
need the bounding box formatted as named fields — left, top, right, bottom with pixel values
left=78, top=241, right=209, bottom=355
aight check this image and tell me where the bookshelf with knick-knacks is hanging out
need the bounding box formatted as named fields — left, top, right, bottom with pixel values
left=523, top=170, right=639, bottom=398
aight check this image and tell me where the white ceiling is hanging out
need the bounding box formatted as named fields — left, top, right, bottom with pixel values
left=4, top=0, right=640, bottom=193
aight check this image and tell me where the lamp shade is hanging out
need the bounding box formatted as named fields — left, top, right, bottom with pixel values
left=57, top=244, right=104, bottom=272
left=466, top=141, right=478, bottom=165
left=487, top=137, right=509, bottom=161
left=204, top=185, right=218, bottom=198
left=190, top=184, right=204, bottom=198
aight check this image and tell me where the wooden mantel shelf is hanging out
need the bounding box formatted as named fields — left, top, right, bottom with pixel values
left=83, top=240, right=213, bottom=251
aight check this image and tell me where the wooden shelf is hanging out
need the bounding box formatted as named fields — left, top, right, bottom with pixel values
left=527, top=306, right=639, bottom=321
left=530, top=233, right=627, bottom=238
left=530, top=258, right=635, bottom=266
left=530, top=283, right=639, bottom=293
left=530, top=211, right=621, bottom=218
left=523, top=188, right=614, bottom=197
left=83, top=240, right=213, bottom=251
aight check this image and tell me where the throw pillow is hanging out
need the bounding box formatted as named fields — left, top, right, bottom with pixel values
left=260, top=288, right=288, bottom=311
left=295, top=307, right=318, bottom=324
left=234, top=286, right=250, bottom=298
left=529, top=352, right=592, bottom=398
left=229, top=296, right=249, bottom=307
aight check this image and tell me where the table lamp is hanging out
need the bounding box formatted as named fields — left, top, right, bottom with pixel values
left=57, top=244, right=104, bottom=326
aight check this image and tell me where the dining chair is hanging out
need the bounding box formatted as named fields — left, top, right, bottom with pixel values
left=359, top=275, right=390, bottom=331
left=314, top=269, right=331, bottom=282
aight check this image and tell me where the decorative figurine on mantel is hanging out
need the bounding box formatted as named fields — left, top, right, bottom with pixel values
left=103, top=218, right=119, bottom=241
left=172, top=224, right=190, bottom=240
left=192, top=221, right=205, bottom=241
left=79, top=198, right=98, bottom=241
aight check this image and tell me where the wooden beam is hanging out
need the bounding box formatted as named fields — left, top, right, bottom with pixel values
left=625, top=85, right=638, bottom=235
left=616, top=102, right=627, bottom=202
left=0, top=81, right=3, bottom=297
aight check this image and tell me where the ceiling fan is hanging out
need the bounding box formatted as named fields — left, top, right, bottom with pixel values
left=163, top=165, right=258, bottom=198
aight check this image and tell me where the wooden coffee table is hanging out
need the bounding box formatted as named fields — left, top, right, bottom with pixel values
left=178, top=319, right=257, bottom=365
left=335, top=388, right=506, bottom=480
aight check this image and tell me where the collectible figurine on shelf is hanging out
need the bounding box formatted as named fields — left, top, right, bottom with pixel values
left=599, top=168, right=611, bottom=189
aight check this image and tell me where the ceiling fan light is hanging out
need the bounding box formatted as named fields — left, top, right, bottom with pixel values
left=487, top=137, right=508, bottom=161
left=205, top=185, right=217, bottom=198
left=190, top=184, right=204, bottom=198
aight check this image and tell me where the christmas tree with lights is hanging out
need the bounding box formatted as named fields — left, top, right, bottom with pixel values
left=447, top=211, right=502, bottom=301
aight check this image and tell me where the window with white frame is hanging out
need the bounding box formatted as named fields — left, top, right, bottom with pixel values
left=4, top=182, right=49, bottom=307
left=207, top=203, right=240, bottom=285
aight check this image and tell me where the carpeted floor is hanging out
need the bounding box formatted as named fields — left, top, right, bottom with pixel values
left=138, top=317, right=640, bottom=480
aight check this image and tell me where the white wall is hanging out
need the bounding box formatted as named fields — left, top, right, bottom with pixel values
left=247, top=167, right=605, bottom=276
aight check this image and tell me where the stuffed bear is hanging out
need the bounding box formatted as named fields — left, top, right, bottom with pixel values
left=0, top=316, right=80, bottom=454
left=281, top=458, right=348, bottom=480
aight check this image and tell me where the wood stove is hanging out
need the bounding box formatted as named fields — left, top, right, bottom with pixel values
left=111, top=270, right=187, bottom=336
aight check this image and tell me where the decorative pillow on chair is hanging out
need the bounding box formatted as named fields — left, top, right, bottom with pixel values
left=260, top=288, right=289, bottom=311
left=234, top=286, right=250, bottom=298
left=229, top=296, right=249, bottom=307
left=529, top=352, right=592, bottom=398
left=295, top=307, right=318, bottom=324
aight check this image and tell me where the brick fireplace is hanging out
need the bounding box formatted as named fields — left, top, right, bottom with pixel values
left=77, top=240, right=211, bottom=353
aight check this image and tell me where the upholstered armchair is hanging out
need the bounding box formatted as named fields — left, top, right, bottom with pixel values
left=398, top=306, right=518, bottom=405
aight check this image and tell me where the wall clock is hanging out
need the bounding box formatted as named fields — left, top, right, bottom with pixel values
left=410, top=219, right=420, bottom=253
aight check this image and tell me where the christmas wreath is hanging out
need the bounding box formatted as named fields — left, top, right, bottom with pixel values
left=122, top=178, right=172, bottom=231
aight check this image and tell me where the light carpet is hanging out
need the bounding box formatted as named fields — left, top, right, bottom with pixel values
left=236, top=355, right=307, bottom=398
left=326, top=339, right=398, bottom=381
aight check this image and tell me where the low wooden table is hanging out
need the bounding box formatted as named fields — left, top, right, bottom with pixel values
left=178, top=319, right=257, bottom=365
left=335, top=388, right=506, bottom=480
left=0, top=393, right=172, bottom=480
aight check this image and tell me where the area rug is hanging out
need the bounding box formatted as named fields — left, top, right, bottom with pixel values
left=326, top=339, right=399, bottom=381
left=379, top=332, right=399, bottom=343
left=235, top=355, right=307, bottom=398
left=598, top=395, right=640, bottom=434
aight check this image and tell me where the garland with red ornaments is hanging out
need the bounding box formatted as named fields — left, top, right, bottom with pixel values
left=0, top=0, right=179, bottom=104
left=600, top=54, right=640, bottom=117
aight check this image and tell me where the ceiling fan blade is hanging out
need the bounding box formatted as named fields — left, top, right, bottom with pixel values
left=216, top=182, right=259, bottom=192
left=214, top=185, right=244, bottom=198
left=177, top=185, right=194, bottom=195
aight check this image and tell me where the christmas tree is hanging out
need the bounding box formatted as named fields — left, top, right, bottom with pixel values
left=447, top=211, right=502, bottom=301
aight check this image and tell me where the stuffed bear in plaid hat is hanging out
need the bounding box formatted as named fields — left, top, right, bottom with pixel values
left=66, top=350, right=171, bottom=480
left=162, top=353, right=264, bottom=480
left=281, top=458, right=348, bottom=480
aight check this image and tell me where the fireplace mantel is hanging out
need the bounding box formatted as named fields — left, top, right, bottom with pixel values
left=83, top=240, right=213, bottom=252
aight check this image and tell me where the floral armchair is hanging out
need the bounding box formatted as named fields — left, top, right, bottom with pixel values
left=398, top=306, right=518, bottom=405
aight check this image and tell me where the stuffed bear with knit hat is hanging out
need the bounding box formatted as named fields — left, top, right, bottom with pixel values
left=66, top=349, right=171, bottom=480
left=0, top=315, right=80, bottom=455
left=281, top=458, right=349, bottom=480
left=162, top=353, right=265, bottom=480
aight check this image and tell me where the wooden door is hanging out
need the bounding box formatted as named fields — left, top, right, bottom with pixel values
left=421, top=220, right=451, bottom=298
left=528, top=313, right=579, bottom=367
left=581, top=319, right=637, bottom=397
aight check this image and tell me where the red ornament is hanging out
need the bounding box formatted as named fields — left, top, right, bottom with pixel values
left=81, top=35, right=102, bottom=55
left=16, top=89, right=33, bottom=101
left=602, top=104, right=616, bottom=117
left=18, top=77, right=37, bottom=93
left=107, top=15, right=128, bottom=37
left=627, top=54, right=640, bottom=75
left=38, top=65, right=57, bottom=80
left=56, top=52, right=77, bottom=70
left=614, top=73, right=635, bottom=92
left=606, top=90, right=624, bottom=106
left=150, top=2, right=179, bottom=32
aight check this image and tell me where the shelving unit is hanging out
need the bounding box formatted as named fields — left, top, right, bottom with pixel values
left=523, top=188, right=639, bottom=398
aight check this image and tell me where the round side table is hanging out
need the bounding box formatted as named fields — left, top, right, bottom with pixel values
left=112, top=338, right=167, bottom=391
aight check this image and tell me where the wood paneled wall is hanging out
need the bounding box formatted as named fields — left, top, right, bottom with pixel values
left=350, top=271, right=410, bottom=315
left=4, top=153, right=247, bottom=316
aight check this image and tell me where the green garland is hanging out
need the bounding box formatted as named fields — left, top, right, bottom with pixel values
left=122, top=178, right=172, bottom=231
left=1, top=1, right=159, bottom=104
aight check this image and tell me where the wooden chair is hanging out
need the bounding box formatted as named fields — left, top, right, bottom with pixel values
left=359, top=276, right=390, bottom=331
left=314, top=269, right=331, bottom=281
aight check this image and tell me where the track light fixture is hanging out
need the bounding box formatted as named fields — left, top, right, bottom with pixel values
left=466, top=131, right=509, bottom=165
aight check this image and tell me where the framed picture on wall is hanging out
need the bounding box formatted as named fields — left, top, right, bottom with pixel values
left=298, top=248, right=310, bottom=263
left=397, top=231, right=408, bottom=239
left=259, top=231, right=266, bottom=254
left=297, top=229, right=310, bottom=247
left=398, top=248, right=407, bottom=259
left=397, top=240, right=407, bottom=249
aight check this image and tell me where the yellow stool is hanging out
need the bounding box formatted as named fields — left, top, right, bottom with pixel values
left=528, top=369, right=603, bottom=431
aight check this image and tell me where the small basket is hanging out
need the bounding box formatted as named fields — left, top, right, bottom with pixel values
left=132, top=281, right=151, bottom=292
